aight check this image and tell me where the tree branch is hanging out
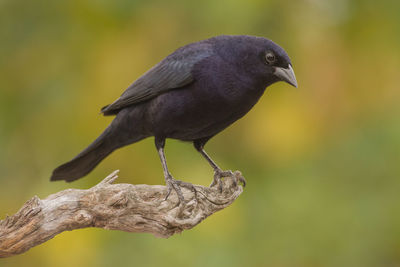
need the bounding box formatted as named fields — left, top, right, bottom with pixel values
left=0, top=170, right=245, bottom=258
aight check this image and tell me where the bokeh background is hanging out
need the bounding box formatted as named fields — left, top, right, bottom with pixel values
left=1, top=0, right=400, bottom=266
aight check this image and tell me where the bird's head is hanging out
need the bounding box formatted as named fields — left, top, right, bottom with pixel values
left=214, top=35, right=298, bottom=88
left=260, top=40, right=297, bottom=88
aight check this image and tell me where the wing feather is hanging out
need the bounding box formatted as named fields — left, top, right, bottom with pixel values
left=101, top=43, right=213, bottom=115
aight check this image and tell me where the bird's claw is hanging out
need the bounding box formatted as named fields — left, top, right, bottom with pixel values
left=237, top=174, right=247, bottom=187
left=165, top=174, right=197, bottom=204
left=210, top=170, right=246, bottom=191
left=210, top=169, right=235, bottom=192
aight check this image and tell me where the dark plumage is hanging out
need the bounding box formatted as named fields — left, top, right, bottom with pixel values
left=51, top=35, right=297, bottom=200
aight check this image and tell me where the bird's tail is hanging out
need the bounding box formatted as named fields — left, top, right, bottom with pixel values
left=50, top=126, right=116, bottom=182
left=50, top=117, right=147, bottom=182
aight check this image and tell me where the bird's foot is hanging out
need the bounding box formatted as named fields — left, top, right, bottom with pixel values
left=210, top=169, right=247, bottom=192
left=165, top=174, right=197, bottom=204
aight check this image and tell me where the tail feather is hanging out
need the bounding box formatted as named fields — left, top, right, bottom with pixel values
left=51, top=106, right=149, bottom=182
left=50, top=128, right=116, bottom=182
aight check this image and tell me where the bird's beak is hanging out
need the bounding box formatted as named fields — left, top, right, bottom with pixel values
left=273, top=64, right=298, bottom=88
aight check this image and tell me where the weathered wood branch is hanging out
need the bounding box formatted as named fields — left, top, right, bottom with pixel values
left=0, top=170, right=245, bottom=258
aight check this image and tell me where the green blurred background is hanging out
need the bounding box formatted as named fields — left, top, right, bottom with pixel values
left=1, top=0, right=400, bottom=266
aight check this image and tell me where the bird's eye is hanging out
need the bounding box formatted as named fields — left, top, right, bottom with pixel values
left=265, top=52, right=276, bottom=65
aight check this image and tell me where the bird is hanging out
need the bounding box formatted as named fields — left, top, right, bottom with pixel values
left=51, top=35, right=297, bottom=202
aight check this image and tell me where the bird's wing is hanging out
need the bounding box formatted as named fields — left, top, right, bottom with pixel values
left=101, top=44, right=213, bottom=115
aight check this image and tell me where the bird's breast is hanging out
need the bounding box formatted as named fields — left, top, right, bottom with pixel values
left=147, top=60, right=267, bottom=140
left=147, top=81, right=265, bottom=141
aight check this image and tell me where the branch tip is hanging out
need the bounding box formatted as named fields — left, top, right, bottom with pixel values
left=99, top=170, right=120, bottom=185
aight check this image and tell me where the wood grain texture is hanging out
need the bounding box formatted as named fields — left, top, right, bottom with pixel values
left=0, top=170, right=245, bottom=258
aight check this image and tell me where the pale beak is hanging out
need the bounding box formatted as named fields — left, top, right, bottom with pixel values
left=273, top=64, right=298, bottom=88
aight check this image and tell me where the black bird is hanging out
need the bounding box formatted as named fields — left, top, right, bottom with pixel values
left=51, top=35, right=297, bottom=201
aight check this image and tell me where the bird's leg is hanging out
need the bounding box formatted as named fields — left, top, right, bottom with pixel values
left=194, top=141, right=246, bottom=191
left=197, top=148, right=233, bottom=190
left=155, top=138, right=196, bottom=203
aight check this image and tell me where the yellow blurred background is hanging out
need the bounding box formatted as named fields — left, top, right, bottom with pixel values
left=1, top=0, right=400, bottom=266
